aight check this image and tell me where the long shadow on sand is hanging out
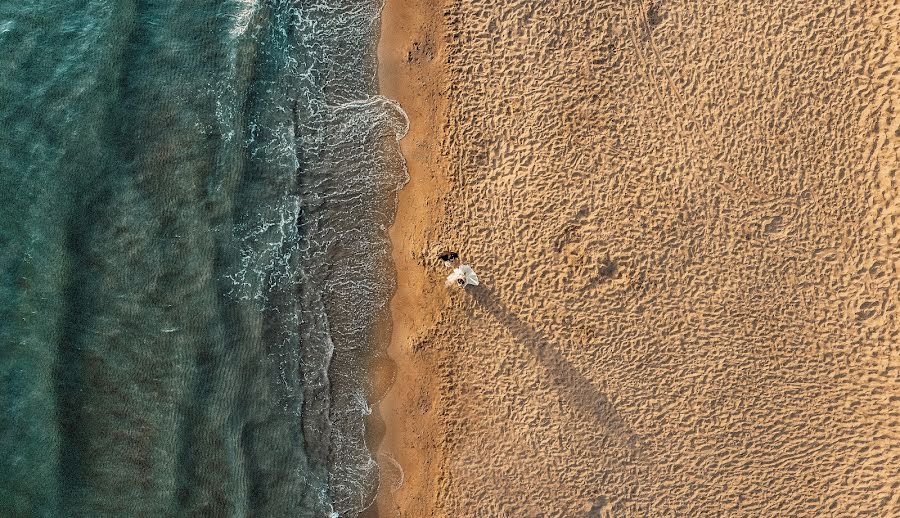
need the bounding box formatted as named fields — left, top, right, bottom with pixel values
left=465, top=286, right=642, bottom=450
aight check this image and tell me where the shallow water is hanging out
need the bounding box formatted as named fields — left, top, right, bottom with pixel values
left=0, top=1, right=406, bottom=516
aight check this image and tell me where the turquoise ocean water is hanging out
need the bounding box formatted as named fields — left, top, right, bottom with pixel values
left=0, top=1, right=406, bottom=516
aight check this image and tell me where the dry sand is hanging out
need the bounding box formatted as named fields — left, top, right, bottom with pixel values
left=377, top=0, right=899, bottom=515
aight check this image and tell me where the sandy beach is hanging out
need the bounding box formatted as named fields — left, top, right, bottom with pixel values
left=378, top=0, right=898, bottom=516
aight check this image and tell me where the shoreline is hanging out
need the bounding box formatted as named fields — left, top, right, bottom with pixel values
left=375, top=0, right=448, bottom=515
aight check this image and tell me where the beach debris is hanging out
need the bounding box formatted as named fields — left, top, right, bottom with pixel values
left=446, top=264, right=479, bottom=288
left=437, top=250, right=459, bottom=267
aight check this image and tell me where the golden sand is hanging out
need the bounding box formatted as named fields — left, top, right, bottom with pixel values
left=378, top=0, right=899, bottom=515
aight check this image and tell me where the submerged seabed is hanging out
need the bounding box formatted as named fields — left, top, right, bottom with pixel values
left=0, top=1, right=407, bottom=516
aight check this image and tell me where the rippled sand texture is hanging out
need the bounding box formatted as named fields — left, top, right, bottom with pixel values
left=382, top=0, right=898, bottom=515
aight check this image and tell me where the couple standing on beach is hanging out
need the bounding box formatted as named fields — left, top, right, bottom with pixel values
left=439, top=251, right=479, bottom=288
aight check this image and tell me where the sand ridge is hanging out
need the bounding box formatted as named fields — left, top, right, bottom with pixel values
left=378, top=0, right=899, bottom=515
